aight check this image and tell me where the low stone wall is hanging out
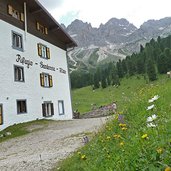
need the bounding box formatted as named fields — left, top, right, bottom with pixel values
left=79, top=103, right=117, bottom=119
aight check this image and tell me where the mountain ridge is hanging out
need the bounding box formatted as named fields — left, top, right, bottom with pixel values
left=62, top=17, right=171, bottom=71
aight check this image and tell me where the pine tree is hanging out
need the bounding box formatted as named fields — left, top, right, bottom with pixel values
left=146, top=59, right=157, bottom=81
left=93, top=73, right=100, bottom=89
left=101, top=74, right=107, bottom=88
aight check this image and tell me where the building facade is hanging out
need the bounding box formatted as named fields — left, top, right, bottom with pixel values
left=0, top=0, right=77, bottom=130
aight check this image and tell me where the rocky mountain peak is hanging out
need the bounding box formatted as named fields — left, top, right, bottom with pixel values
left=63, top=17, right=171, bottom=71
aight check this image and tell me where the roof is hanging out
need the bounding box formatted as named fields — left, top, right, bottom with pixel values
left=19, top=0, right=77, bottom=49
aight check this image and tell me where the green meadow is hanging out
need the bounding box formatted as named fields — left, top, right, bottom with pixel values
left=57, top=75, right=171, bottom=171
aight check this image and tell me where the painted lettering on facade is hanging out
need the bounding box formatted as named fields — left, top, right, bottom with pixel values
left=59, top=68, right=66, bottom=74
left=40, top=61, right=55, bottom=71
left=16, top=54, right=33, bottom=68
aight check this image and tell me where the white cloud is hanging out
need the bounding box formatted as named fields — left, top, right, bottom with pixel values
left=39, top=0, right=171, bottom=28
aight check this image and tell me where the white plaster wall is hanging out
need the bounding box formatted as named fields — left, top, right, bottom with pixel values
left=0, top=20, right=73, bottom=130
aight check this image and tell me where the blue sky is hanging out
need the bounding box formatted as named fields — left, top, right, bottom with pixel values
left=39, top=0, right=171, bottom=28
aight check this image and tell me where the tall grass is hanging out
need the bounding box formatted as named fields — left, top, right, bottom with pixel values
left=57, top=75, right=171, bottom=171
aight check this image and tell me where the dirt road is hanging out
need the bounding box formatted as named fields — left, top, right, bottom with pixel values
left=0, top=117, right=109, bottom=171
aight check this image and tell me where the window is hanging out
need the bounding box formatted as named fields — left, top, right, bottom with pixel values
left=7, top=5, right=24, bottom=22
left=42, top=102, right=54, bottom=117
left=40, top=73, right=53, bottom=87
left=36, top=22, right=48, bottom=35
left=58, top=100, right=65, bottom=115
left=0, top=104, right=3, bottom=125
left=17, top=100, right=27, bottom=114
left=14, top=65, right=24, bottom=82
left=12, top=31, right=23, bottom=51
left=37, top=43, right=50, bottom=59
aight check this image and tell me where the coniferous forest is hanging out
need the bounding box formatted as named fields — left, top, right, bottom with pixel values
left=70, top=35, right=171, bottom=89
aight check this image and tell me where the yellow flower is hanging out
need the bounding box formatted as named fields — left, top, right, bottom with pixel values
left=114, top=115, right=118, bottom=120
left=121, top=127, right=127, bottom=131
left=156, top=148, right=163, bottom=154
left=77, top=151, right=81, bottom=155
left=119, top=123, right=127, bottom=127
left=165, top=167, right=171, bottom=171
left=113, top=134, right=121, bottom=139
left=120, top=142, right=124, bottom=146
left=81, top=154, right=86, bottom=160
left=106, top=136, right=111, bottom=140
left=141, top=134, right=148, bottom=139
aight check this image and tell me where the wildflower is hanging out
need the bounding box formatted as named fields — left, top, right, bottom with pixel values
left=77, top=151, right=81, bottom=155
left=113, top=134, right=121, bottom=139
left=120, top=142, right=124, bottom=146
left=81, top=154, right=86, bottom=160
left=147, top=123, right=157, bottom=127
left=156, top=148, right=163, bottom=154
left=119, top=123, right=127, bottom=127
left=147, top=104, right=155, bottom=110
left=146, top=114, right=157, bottom=123
left=121, top=127, right=127, bottom=131
left=165, top=167, right=171, bottom=171
left=148, top=95, right=160, bottom=103
left=106, top=136, right=111, bottom=140
left=141, top=134, right=148, bottom=139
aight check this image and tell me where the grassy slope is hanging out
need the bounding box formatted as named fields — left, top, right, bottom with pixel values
left=72, top=75, right=147, bottom=114
left=57, top=75, right=171, bottom=171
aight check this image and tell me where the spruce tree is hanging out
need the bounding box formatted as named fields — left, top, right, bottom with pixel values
left=146, top=59, right=157, bottom=81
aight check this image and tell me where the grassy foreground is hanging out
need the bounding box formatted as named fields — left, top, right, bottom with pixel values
left=57, top=75, right=171, bottom=171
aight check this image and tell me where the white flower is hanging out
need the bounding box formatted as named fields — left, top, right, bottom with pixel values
left=147, top=123, right=157, bottom=127
left=146, top=114, right=157, bottom=122
left=148, top=99, right=154, bottom=103
left=147, top=104, right=155, bottom=110
left=147, top=116, right=153, bottom=122
left=148, top=95, right=160, bottom=103
left=151, top=114, right=157, bottom=120
left=153, top=95, right=160, bottom=101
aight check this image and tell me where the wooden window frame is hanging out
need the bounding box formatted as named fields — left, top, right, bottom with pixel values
left=37, top=43, right=50, bottom=59
left=36, top=22, right=48, bottom=35
left=7, top=5, right=24, bottom=22
left=16, top=100, right=27, bottom=114
left=42, top=102, right=54, bottom=117
left=40, top=73, right=53, bottom=88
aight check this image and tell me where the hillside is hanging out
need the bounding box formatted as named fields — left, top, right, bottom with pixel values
left=64, top=17, right=171, bottom=71
left=57, top=75, right=171, bottom=170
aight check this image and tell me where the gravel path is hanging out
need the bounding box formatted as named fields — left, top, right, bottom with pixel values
left=0, top=117, right=109, bottom=171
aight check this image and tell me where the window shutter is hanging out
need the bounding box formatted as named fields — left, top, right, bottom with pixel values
left=8, top=5, right=13, bottom=15
left=40, top=73, right=44, bottom=87
left=42, top=104, right=46, bottom=117
left=51, top=103, right=54, bottom=115
left=37, top=44, right=42, bottom=57
left=36, top=22, right=40, bottom=31
left=20, top=13, right=24, bottom=22
left=49, top=75, right=53, bottom=87
left=46, top=47, right=50, bottom=59
left=45, top=27, right=48, bottom=35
